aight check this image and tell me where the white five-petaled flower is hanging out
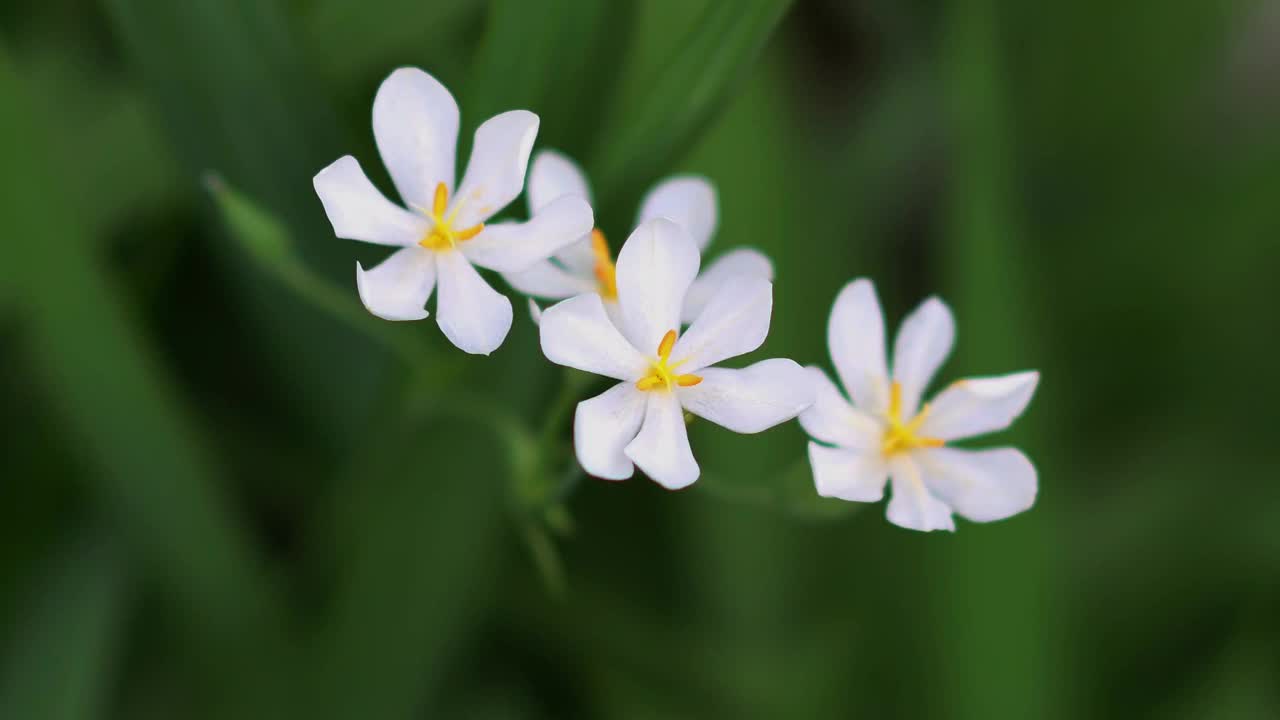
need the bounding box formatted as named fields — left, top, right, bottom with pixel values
left=801, top=279, right=1040, bottom=532
left=539, top=218, right=814, bottom=490
left=312, top=68, right=594, bottom=354
left=506, top=150, right=773, bottom=326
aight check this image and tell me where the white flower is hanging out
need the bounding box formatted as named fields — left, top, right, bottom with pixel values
left=539, top=218, right=814, bottom=490
left=800, top=279, right=1040, bottom=531
left=505, top=149, right=773, bottom=325
left=312, top=68, right=594, bottom=355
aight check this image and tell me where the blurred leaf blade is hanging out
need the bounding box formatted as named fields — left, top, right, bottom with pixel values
left=2, top=1, right=1276, bottom=717
left=313, top=414, right=506, bottom=718
left=22, top=50, right=183, bottom=238
left=206, top=175, right=439, bottom=369
left=937, top=1, right=1066, bottom=718
left=467, top=0, right=634, bottom=155
left=589, top=0, right=795, bottom=205
left=0, top=537, right=128, bottom=720
left=304, top=0, right=482, bottom=88
left=207, top=175, right=294, bottom=264
left=696, top=460, right=858, bottom=522
left=465, top=0, right=566, bottom=117
left=99, top=0, right=335, bottom=214
left=100, top=0, right=388, bottom=442
left=0, top=46, right=281, bottom=669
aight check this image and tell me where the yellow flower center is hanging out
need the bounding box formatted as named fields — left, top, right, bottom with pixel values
left=418, top=182, right=485, bottom=251
left=635, top=330, right=702, bottom=392
left=881, top=381, right=945, bottom=456
left=591, top=229, right=618, bottom=300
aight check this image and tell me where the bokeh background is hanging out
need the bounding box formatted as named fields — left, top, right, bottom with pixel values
left=3, top=0, right=1278, bottom=717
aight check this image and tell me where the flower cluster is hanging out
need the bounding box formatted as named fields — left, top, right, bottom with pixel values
left=314, top=68, right=1040, bottom=532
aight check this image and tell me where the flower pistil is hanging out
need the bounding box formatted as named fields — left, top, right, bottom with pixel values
left=419, top=182, right=485, bottom=250
left=636, top=330, right=701, bottom=391
left=881, top=381, right=945, bottom=456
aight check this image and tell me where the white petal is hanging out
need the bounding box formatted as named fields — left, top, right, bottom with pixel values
left=451, top=110, right=539, bottom=227
left=624, top=391, right=699, bottom=490
left=355, top=247, right=436, bottom=321
left=372, top=67, right=459, bottom=209
left=807, top=443, right=888, bottom=502
left=461, top=195, right=594, bottom=273
left=313, top=156, right=428, bottom=246
left=671, top=276, right=771, bottom=372
left=527, top=149, right=591, bottom=215
left=574, top=382, right=646, bottom=480
left=553, top=235, right=599, bottom=276
left=891, top=296, right=955, bottom=418
left=678, top=359, right=813, bottom=434
left=602, top=298, right=626, bottom=333
left=502, top=256, right=595, bottom=300
left=798, top=367, right=884, bottom=449
left=434, top=250, right=512, bottom=355
left=916, top=447, right=1037, bottom=523
left=538, top=293, right=648, bottom=380
left=636, top=176, right=718, bottom=252
left=614, top=218, right=701, bottom=352
left=885, top=455, right=955, bottom=532
left=918, top=371, right=1039, bottom=441
left=828, top=278, right=891, bottom=415
left=528, top=298, right=543, bottom=325
left=681, top=247, right=774, bottom=324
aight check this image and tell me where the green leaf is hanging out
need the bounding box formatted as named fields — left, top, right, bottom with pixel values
left=465, top=0, right=566, bottom=117
left=206, top=174, right=293, bottom=264
left=100, top=0, right=388, bottom=443
left=467, top=0, right=635, bottom=156
left=521, top=522, right=568, bottom=598
left=0, top=538, right=128, bottom=720
left=0, top=45, right=283, bottom=686
left=207, top=175, right=442, bottom=371
left=310, top=413, right=506, bottom=719
left=303, top=0, right=482, bottom=89
left=936, top=1, right=1064, bottom=718
left=697, top=458, right=857, bottom=522
left=588, top=0, right=795, bottom=208
left=99, top=0, right=339, bottom=215
left=21, top=49, right=182, bottom=239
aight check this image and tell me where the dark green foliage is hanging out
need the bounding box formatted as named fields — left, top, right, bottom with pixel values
left=1, top=0, right=1277, bottom=717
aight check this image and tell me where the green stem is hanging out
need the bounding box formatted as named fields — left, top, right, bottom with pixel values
left=537, top=369, right=592, bottom=448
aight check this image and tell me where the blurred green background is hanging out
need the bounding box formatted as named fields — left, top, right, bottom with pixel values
left=2, top=0, right=1278, bottom=717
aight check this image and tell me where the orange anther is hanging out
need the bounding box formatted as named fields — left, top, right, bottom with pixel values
left=590, top=229, right=618, bottom=299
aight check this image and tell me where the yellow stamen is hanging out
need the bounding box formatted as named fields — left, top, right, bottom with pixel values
left=454, top=224, right=485, bottom=242
left=657, top=328, right=676, bottom=358
left=635, top=329, right=701, bottom=391
left=418, top=181, right=485, bottom=251
left=590, top=229, right=618, bottom=300
left=881, top=381, right=945, bottom=456
left=636, top=376, right=664, bottom=392
left=432, top=182, right=448, bottom=217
